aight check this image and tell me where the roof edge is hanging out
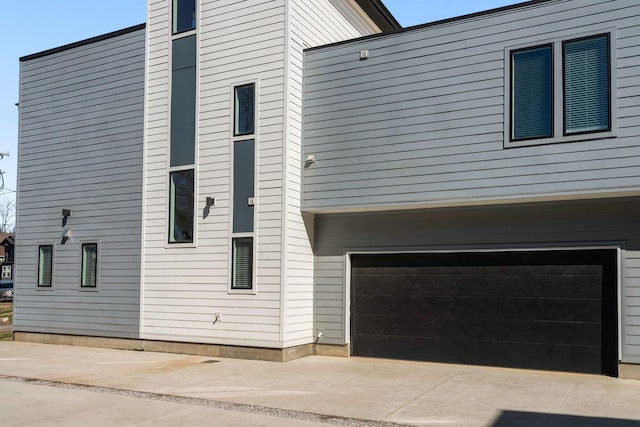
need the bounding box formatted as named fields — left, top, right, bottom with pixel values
left=354, top=0, right=402, bottom=32
left=20, top=23, right=146, bottom=62
left=306, top=0, right=555, bottom=52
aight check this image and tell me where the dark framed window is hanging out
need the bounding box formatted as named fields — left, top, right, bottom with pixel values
left=509, top=33, right=612, bottom=145
left=38, top=245, right=53, bottom=287
left=563, top=34, right=610, bottom=135
left=173, top=0, right=196, bottom=34
left=169, top=169, right=194, bottom=243
left=234, top=84, right=255, bottom=136
left=81, top=243, right=98, bottom=288
left=232, top=237, right=253, bottom=290
left=511, top=44, right=553, bottom=141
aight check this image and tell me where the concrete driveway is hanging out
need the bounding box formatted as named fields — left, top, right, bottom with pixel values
left=0, top=341, right=639, bottom=426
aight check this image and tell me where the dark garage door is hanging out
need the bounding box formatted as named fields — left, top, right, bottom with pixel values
left=351, top=250, right=617, bottom=375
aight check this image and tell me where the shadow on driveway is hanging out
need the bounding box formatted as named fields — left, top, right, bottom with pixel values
left=493, top=411, right=640, bottom=426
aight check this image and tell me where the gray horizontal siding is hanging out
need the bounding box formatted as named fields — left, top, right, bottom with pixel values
left=314, top=197, right=640, bottom=364
left=14, top=28, right=145, bottom=339
left=302, top=0, right=640, bottom=212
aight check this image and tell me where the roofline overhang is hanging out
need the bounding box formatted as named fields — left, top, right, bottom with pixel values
left=354, top=0, right=402, bottom=32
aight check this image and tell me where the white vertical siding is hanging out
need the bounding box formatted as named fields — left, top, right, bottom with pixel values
left=15, top=27, right=145, bottom=338
left=282, top=0, right=380, bottom=345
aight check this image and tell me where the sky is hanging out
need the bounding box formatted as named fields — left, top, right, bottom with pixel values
left=0, top=0, right=522, bottom=206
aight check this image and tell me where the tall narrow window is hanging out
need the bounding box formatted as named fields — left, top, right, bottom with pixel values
left=511, top=45, right=553, bottom=141
left=564, top=34, right=610, bottom=135
left=173, top=0, right=196, bottom=34
left=234, top=84, right=255, bottom=136
left=38, top=245, right=53, bottom=287
left=232, top=237, right=253, bottom=289
left=81, top=243, right=98, bottom=288
left=169, top=170, right=195, bottom=243
left=169, top=35, right=196, bottom=244
left=231, top=83, right=256, bottom=290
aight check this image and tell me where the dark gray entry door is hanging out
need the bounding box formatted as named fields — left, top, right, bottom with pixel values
left=350, top=250, right=617, bottom=375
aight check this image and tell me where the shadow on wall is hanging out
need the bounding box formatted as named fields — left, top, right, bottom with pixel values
left=492, top=411, right=640, bottom=426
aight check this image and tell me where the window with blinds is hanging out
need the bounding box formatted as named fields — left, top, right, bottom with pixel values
left=508, top=32, right=612, bottom=146
left=232, top=238, right=253, bottom=290
left=564, top=34, right=610, bottom=135
left=38, top=245, right=53, bottom=287
left=511, top=45, right=553, bottom=141
left=81, top=243, right=98, bottom=288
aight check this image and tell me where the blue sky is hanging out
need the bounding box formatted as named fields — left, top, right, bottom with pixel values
left=0, top=0, right=522, bottom=203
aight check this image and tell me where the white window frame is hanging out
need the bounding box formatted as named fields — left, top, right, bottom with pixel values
left=1, top=265, right=11, bottom=279
left=228, top=79, right=259, bottom=295
left=504, top=29, right=618, bottom=148
left=166, top=28, right=199, bottom=248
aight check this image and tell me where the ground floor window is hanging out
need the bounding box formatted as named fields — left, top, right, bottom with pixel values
left=81, top=243, right=98, bottom=288
left=38, top=245, right=53, bottom=287
left=232, top=237, right=253, bottom=290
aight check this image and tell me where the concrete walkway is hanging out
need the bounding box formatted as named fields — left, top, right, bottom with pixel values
left=1, top=341, right=639, bottom=426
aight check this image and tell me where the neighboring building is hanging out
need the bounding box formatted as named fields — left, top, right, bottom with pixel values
left=0, top=233, right=14, bottom=280
left=13, top=0, right=640, bottom=378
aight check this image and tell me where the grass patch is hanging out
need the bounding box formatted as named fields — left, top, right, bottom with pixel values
left=0, top=303, right=12, bottom=321
left=0, top=302, right=13, bottom=341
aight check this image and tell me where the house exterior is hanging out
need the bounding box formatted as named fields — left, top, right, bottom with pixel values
left=0, top=233, right=14, bottom=280
left=14, top=0, right=398, bottom=360
left=13, top=0, right=640, bottom=378
left=303, top=0, right=640, bottom=377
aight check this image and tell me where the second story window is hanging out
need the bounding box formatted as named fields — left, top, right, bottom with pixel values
left=234, top=84, right=255, bottom=136
left=231, top=82, right=256, bottom=291
left=563, top=35, right=610, bottom=135
left=169, top=35, right=196, bottom=244
left=173, top=0, right=196, bottom=34
left=508, top=33, right=612, bottom=147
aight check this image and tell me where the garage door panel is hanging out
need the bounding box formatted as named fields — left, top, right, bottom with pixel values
left=351, top=250, right=617, bottom=375
left=354, top=334, right=602, bottom=373
left=355, top=314, right=602, bottom=346
left=353, top=271, right=603, bottom=299
left=354, top=294, right=602, bottom=322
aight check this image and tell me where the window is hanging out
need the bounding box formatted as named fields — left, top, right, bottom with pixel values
left=2, top=265, right=11, bottom=280
left=173, top=0, right=196, bottom=34
left=511, top=45, right=553, bottom=140
left=230, top=83, right=257, bottom=291
left=81, top=243, right=98, bottom=288
left=508, top=33, right=612, bottom=146
left=38, top=245, right=53, bottom=287
left=168, top=35, right=196, bottom=244
left=234, top=84, right=255, bottom=136
left=169, top=170, right=194, bottom=243
left=564, top=35, right=610, bottom=135
left=232, top=237, right=253, bottom=290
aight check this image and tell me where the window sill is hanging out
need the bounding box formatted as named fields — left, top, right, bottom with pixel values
left=505, top=130, right=617, bottom=149
left=228, top=288, right=257, bottom=296
left=79, top=287, right=99, bottom=292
